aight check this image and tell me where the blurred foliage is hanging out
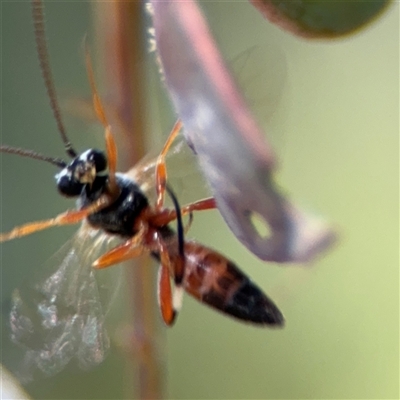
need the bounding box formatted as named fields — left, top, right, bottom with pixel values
left=251, top=0, right=392, bottom=38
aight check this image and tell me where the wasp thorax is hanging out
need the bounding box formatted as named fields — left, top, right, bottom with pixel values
left=56, top=149, right=108, bottom=197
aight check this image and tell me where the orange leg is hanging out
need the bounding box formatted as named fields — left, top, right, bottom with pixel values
left=93, top=242, right=145, bottom=269
left=0, top=195, right=112, bottom=242
left=158, top=262, right=175, bottom=326
left=155, top=120, right=183, bottom=210
left=85, top=46, right=119, bottom=197
left=93, top=224, right=147, bottom=269
left=184, top=212, right=194, bottom=235
left=181, top=197, right=216, bottom=214
left=156, top=235, right=183, bottom=326
left=149, top=197, right=217, bottom=227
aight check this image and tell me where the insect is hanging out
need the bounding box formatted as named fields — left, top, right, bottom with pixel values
left=1, top=0, right=284, bottom=378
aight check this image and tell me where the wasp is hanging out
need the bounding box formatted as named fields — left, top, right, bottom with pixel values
left=1, top=0, right=283, bottom=377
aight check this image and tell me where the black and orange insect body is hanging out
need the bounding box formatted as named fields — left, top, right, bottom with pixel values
left=45, top=121, right=284, bottom=326
left=1, top=0, right=284, bottom=344
left=161, top=238, right=284, bottom=325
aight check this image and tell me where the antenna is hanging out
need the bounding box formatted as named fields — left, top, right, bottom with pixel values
left=0, top=145, right=67, bottom=168
left=31, top=0, right=77, bottom=158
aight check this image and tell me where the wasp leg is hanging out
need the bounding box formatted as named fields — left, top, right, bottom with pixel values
left=93, top=242, right=145, bottom=269
left=149, top=197, right=216, bottom=227
left=184, top=212, right=194, bottom=235
left=156, top=235, right=184, bottom=326
left=157, top=262, right=175, bottom=326
left=181, top=197, right=216, bottom=214
left=155, top=120, right=183, bottom=210
left=0, top=195, right=112, bottom=242
left=85, top=46, right=119, bottom=197
left=93, top=224, right=147, bottom=269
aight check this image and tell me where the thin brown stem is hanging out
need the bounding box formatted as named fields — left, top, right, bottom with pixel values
left=93, top=1, right=164, bottom=399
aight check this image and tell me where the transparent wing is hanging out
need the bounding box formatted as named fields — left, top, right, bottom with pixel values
left=9, top=223, right=123, bottom=382
left=125, top=135, right=211, bottom=206
left=229, top=44, right=287, bottom=125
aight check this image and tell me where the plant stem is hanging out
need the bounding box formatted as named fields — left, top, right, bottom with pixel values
left=93, top=2, right=164, bottom=399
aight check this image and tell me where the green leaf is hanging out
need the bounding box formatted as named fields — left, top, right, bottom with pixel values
left=251, top=0, right=392, bottom=38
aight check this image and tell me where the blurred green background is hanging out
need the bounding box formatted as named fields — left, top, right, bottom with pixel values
left=1, top=2, right=398, bottom=399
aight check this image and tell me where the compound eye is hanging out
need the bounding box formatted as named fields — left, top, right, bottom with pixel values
left=56, top=171, right=83, bottom=197
left=89, top=150, right=107, bottom=174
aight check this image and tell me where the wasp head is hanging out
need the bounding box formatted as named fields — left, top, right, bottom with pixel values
left=56, top=149, right=107, bottom=197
